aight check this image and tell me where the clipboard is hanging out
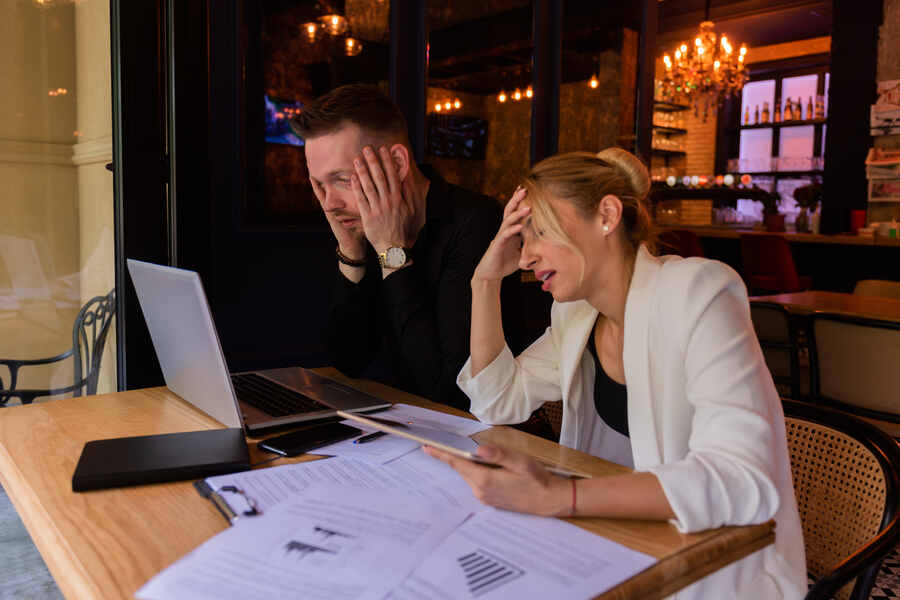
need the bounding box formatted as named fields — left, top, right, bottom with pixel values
left=337, top=411, right=591, bottom=479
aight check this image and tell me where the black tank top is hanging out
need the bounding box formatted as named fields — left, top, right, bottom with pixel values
left=587, top=330, right=629, bottom=437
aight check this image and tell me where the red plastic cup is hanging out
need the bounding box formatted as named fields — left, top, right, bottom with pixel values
left=850, top=210, right=867, bottom=234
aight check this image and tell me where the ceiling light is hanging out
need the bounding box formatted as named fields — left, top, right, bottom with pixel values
left=319, top=14, right=348, bottom=36
left=498, top=90, right=507, bottom=103
left=513, top=88, right=522, bottom=101
left=435, top=103, right=442, bottom=112
left=453, top=98, right=461, bottom=109
left=302, top=22, right=318, bottom=43
left=658, top=5, right=748, bottom=118
left=525, top=86, right=533, bottom=99
left=344, top=37, right=362, bottom=56
left=589, top=75, right=599, bottom=89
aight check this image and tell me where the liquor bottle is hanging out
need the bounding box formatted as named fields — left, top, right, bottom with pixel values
left=794, top=98, right=802, bottom=120
left=807, top=96, right=814, bottom=120
left=783, top=98, right=793, bottom=121
left=815, top=94, right=825, bottom=119
left=774, top=100, right=781, bottom=123
left=761, top=101, right=770, bottom=123
left=744, top=106, right=750, bottom=125
left=754, top=104, right=759, bottom=124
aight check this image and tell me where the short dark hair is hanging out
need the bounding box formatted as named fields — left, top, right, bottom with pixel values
left=292, top=84, right=409, bottom=143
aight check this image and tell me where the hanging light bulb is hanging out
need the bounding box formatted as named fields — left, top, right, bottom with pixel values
left=444, top=101, right=452, bottom=110
left=453, top=98, right=461, bottom=109
left=512, top=88, right=522, bottom=101
left=318, top=14, right=349, bottom=36
left=525, top=86, right=533, bottom=99
left=589, top=74, right=599, bottom=89
left=302, top=22, right=318, bottom=43
left=344, top=37, right=363, bottom=56
left=498, top=90, right=507, bottom=103
left=435, top=103, right=442, bottom=112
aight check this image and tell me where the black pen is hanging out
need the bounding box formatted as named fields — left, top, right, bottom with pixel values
left=354, top=431, right=388, bottom=444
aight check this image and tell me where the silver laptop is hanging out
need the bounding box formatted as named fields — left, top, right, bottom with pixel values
left=126, top=259, right=390, bottom=433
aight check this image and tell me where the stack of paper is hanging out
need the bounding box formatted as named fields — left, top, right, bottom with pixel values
left=137, top=405, right=657, bottom=600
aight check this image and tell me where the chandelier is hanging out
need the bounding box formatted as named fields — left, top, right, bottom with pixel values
left=659, top=1, right=748, bottom=118
left=301, top=2, right=362, bottom=57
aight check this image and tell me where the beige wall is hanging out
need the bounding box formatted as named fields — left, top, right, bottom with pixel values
left=0, top=0, right=114, bottom=399
left=75, top=0, right=115, bottom=395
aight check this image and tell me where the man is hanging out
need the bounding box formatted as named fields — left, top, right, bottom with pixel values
left=293, top=84, right=519, bottom=411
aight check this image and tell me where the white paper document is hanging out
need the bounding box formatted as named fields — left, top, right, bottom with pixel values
left=137, top=485, right=472, bottom=600
left=204, top=454, right=482, bottom=515
left=314, top=406, right=482, bottom=465
left=387, top=508, right=657, bottom=600
left=380, top=404, right=491, bottom=437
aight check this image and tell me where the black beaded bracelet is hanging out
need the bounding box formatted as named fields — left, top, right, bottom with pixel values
left=335, top=246, right=367, bottom=267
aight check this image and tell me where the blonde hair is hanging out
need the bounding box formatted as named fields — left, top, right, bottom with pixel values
left=522, top=148, right=656, bottom=255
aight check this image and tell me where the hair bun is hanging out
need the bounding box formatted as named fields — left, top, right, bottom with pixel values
left=596, top=147, right=650, bottom=200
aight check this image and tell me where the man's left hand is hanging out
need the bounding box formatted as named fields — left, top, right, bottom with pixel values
left=351, top=145, right=419, bottom=254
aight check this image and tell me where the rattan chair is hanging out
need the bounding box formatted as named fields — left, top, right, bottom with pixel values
left=540, top=401, right=563, bottom=441
left=0, top=289, right=116, bottom=406
left=784, top=399, right=900, bottom=600
left=808, top=312, right=900, bottom=438
left=750, top=301, right=803, bottom=399
left=854, top=279, right=900, bottom=301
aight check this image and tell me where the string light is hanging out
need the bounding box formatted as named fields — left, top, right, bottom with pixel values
left=525, top=86, right=533, bottom=99
left=498, top=90, right=507, bottom=103
left=512, top=88, right=522, bottom=101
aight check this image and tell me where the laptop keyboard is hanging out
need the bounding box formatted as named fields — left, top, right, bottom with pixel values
left=231, top=373, right=329, bottom=417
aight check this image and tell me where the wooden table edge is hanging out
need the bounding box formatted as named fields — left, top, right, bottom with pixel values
left=596, top=521, right=775, bottom=600
left=0, top=435, right=102, bottom=600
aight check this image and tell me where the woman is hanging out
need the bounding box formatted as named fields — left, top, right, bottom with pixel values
left=424, top=149, right=806, bottom=599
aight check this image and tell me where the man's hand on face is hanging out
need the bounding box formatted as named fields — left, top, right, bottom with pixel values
left=351, top=145, right=419, bottom=254
left=310, top=177, right=367, bottom=261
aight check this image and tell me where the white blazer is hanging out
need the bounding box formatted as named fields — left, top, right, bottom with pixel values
left=458, top=246, right=807, bottom=600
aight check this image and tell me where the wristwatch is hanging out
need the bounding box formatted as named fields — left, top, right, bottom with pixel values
left=377, top=246, right=412, bottom=269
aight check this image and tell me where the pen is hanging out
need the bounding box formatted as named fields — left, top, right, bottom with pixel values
left=354, top=431, right=388, bottom=444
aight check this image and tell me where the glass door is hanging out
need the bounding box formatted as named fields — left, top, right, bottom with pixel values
left=1, top=0, right=117, bottom=404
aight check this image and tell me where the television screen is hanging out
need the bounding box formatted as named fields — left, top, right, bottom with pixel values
left=427, top=115, right=487, bottom=159
left=265, top=95, right=304, bottom=147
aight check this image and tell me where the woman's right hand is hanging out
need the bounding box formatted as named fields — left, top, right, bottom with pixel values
left=472, top=187, right=530, bottom=282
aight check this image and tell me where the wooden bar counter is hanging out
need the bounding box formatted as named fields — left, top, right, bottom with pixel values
left=0, top=368, right=774, bottom=600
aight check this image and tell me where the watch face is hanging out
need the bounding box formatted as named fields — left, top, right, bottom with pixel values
left=385, top=247, right=407, bottom=268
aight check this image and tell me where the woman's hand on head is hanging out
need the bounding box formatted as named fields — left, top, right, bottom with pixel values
left=472, top=187, right=530, bottom=282
left=422, top=443, right=571, bottom=517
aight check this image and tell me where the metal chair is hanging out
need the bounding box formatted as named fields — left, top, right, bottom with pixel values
left=0, top=289, right=116, bottom=406
left=854, top=279, right=900, bottom=301
left=808, top=312, right=900, bottom=437
left=749, top=300, right=803, bottom=399
left=783, top=399, right=900, bottom=600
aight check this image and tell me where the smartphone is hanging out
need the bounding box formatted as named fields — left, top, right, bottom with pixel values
left=257, top=422, right=362, bottom=457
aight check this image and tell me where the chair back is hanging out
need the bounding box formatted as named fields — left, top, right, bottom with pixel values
left=809, top=313, right=900, bottom=425
left=783, top=400, right=900, bottom=600
left=657, top=229, right=705, bottom=258
left=854, top=279, right=900, bottom=301
left=540, top=401, right=563, bottom=440
left=740, top=234, right=803, bottom=294
left=749, top=301, right=802, bottom=399
left=73, top=289, right=116, bottom=396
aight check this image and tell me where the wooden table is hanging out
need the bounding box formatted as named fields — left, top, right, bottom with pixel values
left=0, top=368, right=774, bottom=600
left=751, top=290, right=900, bottom=323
